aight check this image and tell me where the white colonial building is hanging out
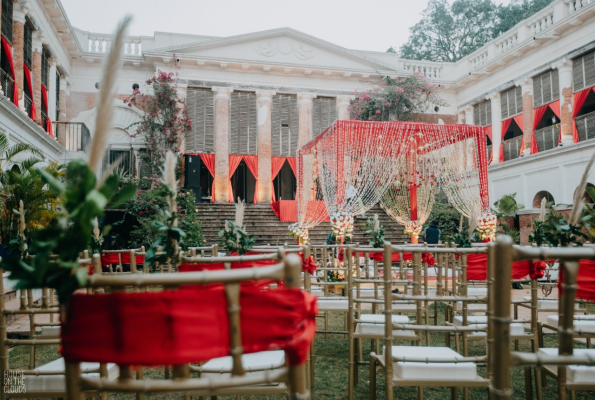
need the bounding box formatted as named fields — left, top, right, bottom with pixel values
left=1, top=0, right=595, bottom=241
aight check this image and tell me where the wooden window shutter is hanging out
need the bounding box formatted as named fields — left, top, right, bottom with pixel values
left=585, top=51, right=595, bottom=89
left=533, top=74, right=543, bottom=108
left=542, top=72, right=552, bottom=105
left=229, top=92, right=240, bottom=154
left=515, top=86, right=522, bottom=115
left=473, top=104, right=480, bottom=125
left=573, top=56, right=584, bottom=91
left=185, top=90, right=197, bottom=152
left=552, top=68, right=559, bottom=100
left=501, top=91, right=509, bottom=120
left=185, top=89, right=214, bottom=153
left=272, top=94, right=298, bottom=156
left=312, top=97, right=337, bottom=138
left=485, top=99, right=492, bottom=126
left=229, top=92, right=257, bottom=155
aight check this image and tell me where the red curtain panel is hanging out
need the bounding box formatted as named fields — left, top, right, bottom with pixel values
left=572, top=87, right=595, bottom=143
left=1, top=37, right=19, bottom=106
left=512, top=114, right=524, bottom=157
left=197, top=154, right=215, bottom=203
left=271, top=157, right=287, bottom=202
left=23, top=65, right=36, bottom=121
left=41, top=85, right=53, bottom=136
left=499, top=118, right=513, bottom=162
left=228, top=155, right=243, bottom=203
left=243, top=155, right=259, bottom=204
left=286, top=157, right=297, bottom=177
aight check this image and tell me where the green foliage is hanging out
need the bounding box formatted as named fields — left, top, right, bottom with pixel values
left=528, top=220, right=548, bottom=246
left=218, top=221, right=254, bottom=256
left=2, top=160, right=137, bottom=303
left=399, top=0, right=554, bottom=62
left=492, top=193, right=524, bottom=219
left=364, top=219, right=385, bottom=248
left=446, top=228, right=472, bottom=248
left=177, top=190, right=204, bottom=249
left=531, top=210, right=586, bottom=247
left=424, top=191, right=468, bottom=242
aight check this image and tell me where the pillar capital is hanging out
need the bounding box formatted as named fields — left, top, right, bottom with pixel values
left=211, top=86, right=233, bottom=100
left=487, top=91, right=500, bottom=101
left=13, top=3, right=28, bottom=24
left=297, top=92, right=316, bottom=104
left=336, top=94, right=355, bottom=106
left=32, top=32, right=45, bottom=53
left=255, top=89, right=276, bottom=102
left=464, top=104, right=474, bottom=113
left=515, top=77, right=533, bottom=94
left=552, top=57, right=573, bottom=74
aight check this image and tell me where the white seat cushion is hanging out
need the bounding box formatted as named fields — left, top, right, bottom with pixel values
left=360, top=314, right=410, bottom=324
left=352, top=287, right=382, bottom=298
left=538, top=348, right=595, bottom=383
left=546, top=315, right=595, bottom=333
left=522, top=296, right=582, bottom=311
left=453, top=316, right=524, bottom=337
left=356, top=314, right=416, bottom=339
left=201, top=350, right=284, bottom=383
left=393, top=301, right=417, bottom=312
left=384, top=346, right=477, bottom=380
left=317, top=299, right=349, bottom=312
left=24, top=358, right=118, bottom=393
left=40, top=326, right=60, bottom=338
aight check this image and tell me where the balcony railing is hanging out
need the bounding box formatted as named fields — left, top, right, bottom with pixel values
left=54, top=122, right=91, bottom=152
left=576, top=111, right=595, bottom=142
left=502, top=135, right=523, bottom=162
left=0, top=69, right=15, bottom=102
left=41, top=110, right=48, bottom=132
left=534, top=124, right=560, bottom=152
left=23, top=93, right=33, bottom=119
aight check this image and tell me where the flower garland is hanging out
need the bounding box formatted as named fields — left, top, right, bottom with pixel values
left=330, top=212, right=354, bottom=244
left=288, top=223, right=309, bottom=245
left=404, top=220, right=423, bottom=239
left=477, top=213, right=497, bottom=242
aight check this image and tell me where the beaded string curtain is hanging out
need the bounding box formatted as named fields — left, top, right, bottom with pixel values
left=297, top=121, right=489, bottom=229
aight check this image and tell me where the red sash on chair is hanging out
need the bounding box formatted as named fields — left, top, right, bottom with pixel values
left=466, top=254, right=547, bottom=281
left=559, top=260, right=595, bottom=302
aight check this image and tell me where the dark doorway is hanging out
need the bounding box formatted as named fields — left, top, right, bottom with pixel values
left=184, top=154, right=213, bottom=203
left=273, top=161, right=296, bottom=201
left=231, top=160, right=256, bottom=203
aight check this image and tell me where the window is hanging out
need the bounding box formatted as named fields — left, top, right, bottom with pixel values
left=185, top=88, right=214, bottom=153
left=1, top=0, right=13, bottom=43
left=23, top=22, right=32, bottom=68
left=272, top=94, right=298, bottom=157
left=533, top=69, right=559, bottom=108
left=41, top=46, right=49, bottom=88
left=229, top=91, right=257, bottom=155
left=473, top=100, right=492, bottom=126
left=500, top=86, right=523, bottom=120
left=312, top=97, right=337, bottom=138
left=55, top=70, right=60, bottom=121
left=103, top=149, right=133, bottom=176
left=573, top=50, right=595, bottom=92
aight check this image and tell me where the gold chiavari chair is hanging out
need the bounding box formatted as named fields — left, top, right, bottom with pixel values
left=369, top=242, right=490, bottom=400
left=187, top=244, right=218, bottom=257
left=62, top=253, right=314, bottom=400
left=1, top=256, right=118, bottom=399
left=490, top=236, right=595, bottom=400
left=100, top=247, right=145, bottom=274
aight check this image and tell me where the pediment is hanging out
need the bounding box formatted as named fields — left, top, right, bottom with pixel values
left=150, top=29, right=397, bottom=73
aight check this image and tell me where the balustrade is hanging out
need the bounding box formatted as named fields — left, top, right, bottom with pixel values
left=403, top=63, right=442, bottom=79
left=534, top=124, right=560, bottom=152
left=568, top=0, right=594, bottom=13
left=469, top=51, right=489, bottom=70
left=87, top=36, right=142, bottom=56
left=576, top=111, right=595, bottom=142
left=496, top=33, right=518, bottom=54
left=502, top=135, right=523, bottom=162
left=528, top=9, right=555, bottom=34
left=0, top=69, right=15, bottom=102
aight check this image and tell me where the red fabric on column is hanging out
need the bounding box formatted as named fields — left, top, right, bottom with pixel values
left=23, top=66, right=36, bottom=121
left=572, top=87, right=595, bottom=143
left=228, top=155, right=243, bottom=203
left=287, top=157, right=297, bottom=177
left=243, top=155, right=259, bottom=204
left=198, top=154, right=216, bottom=203
left=61, top=285, right=317, bottom=367
left=1, top=37, right=19, bottom=106
left=41, top=85, right=53, bottom=136
left=271, top=157, right=287, bottom=202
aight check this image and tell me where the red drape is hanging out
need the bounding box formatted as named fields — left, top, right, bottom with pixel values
left=100, top=253, right=145, bottom=267
left=559, top=260, right=595, bottom=302
left=61, top=285, right=317, bottom=367
left=513, top=115, right=524, bottom=157
left=1, top=37, right=19, bottom=106
left=466, top=253, right=546, bottom=281
left=270, top=200, right=297, bottom=222
left=243, top=155, right=259, bottom=204
left=228, top=155, right=243, bottom=203
left=572, top=87, right=595, bottom=143
left=23, top=65, right=36, bottom=121
left=271, top=157, right=287, bottom=202
left=194, top=154, right=215, bottom=203
left=499, top=118, right=513, bottom=163
left=41, top=85, right=53, bottom=137
left=486, top=126, right=493, bottom=164
left=287, top=157, right=297, bottom=177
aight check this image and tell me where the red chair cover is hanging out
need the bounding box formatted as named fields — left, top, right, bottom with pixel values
left=559, top=260, right=595, bottom=302
left=100, top=253, right=145, bottom=267
left=301, top=254, right=317, bottom=275
left=61, top=285, right=317, bottom=366
left=466, top=253, right=546, bottom=281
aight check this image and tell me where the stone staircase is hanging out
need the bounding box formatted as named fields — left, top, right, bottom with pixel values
left=196, top=203, right=409, bottom=246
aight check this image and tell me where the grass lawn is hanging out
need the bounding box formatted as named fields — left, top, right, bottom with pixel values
left=8, top=304, right=595, bottom=399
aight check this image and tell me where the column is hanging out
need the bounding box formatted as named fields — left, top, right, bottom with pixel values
left=552, top=58, right=574, bottom=145
left=297, top=93, right=316, bottom=148
left=212, top=86, right=233, bottom=203
left=464, top=105, right=474, bottom=126
left=48, top=59, right=57, bottom=121
left=457, top=108, right=466, bottom=124
left=176, top=83, right=188, bottom=186
left=516, top=77, right=534, bottom=155
left=489, top=92, right=502, bottom=164
left=32, top=33, right=43, bottom=125
left=336, top=95, right=355, bottom=120
left=13, top=3, right=26, bottom=104
left=256, top=90, right=276, bottom=203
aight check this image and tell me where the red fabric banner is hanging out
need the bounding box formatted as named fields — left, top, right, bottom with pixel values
left=271, top=157, right=286, bottom=202
left=61, top=285, right=317, bottom=367
left=243, top=155, right=259, bottom=204
left=1, top=37, right=18, bottom=106
left=100, top=253, right=145, bottom=267
left=270, top=200, right=297, bottom=222
left=228, top=155, right=242, bottom=203
left=41, top=85, right=53, bottom=136
left=572, top=87, right=595, bottom=143
left=23, top=65, right=37, bottom=121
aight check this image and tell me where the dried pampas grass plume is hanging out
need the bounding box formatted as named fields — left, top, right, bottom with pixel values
left=93, top=217, right=100, bottom=240
left=162, top=151, right=178, bottom=227
left=88, top=16, right=132, bottom=174
left=570, top=151, right=595, bottom=225
left=235, top=198, right=246, bottom=229
left=373, top=214, right=379, bottom=233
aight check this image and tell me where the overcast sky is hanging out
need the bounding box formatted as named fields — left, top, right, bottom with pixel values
left=61, top=0, right=511, bottom=53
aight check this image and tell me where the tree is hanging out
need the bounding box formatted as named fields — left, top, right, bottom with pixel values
left=399, top=0, right=498, bottom=62
left=398, top=0, right=554, bottom=62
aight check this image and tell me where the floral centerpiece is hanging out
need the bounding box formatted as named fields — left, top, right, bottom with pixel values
left=476, top=213, right=497, bottom=242
left=288, top=223, right=309, bottom=245
left=330, top=211, right=354, bottom=244
left=404, top=220, right=423, bottom=240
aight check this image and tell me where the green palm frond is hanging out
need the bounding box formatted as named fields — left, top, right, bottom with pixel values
left=1, top=143, right=44, bottom=169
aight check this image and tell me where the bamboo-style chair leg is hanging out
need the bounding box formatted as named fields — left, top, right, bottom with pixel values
left=463, top=386, right=469, bottom=400
left=418, top=386, right=423, bottom=400
left=310, top=340, right=315, bottom=387
left=324, top=312, right=329, bottom=339
left=570, top=390, right=577, bottom=400
left=354, top=337, right=359, bottom=385
left=524, top=367, right=533, bottom=400
left=136, top=367, right=144, bottom=400
left=454, top=333, right=460, bottom=353
left=535, top=367, right=543, bottom=400
left=451, top=386, right=458, bottom=399
left=369, top=355, right=376, bottom=400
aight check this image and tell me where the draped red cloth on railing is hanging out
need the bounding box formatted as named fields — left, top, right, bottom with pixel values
left=301, top=254, right=317, bottom=275
left=100, top=253, right=145, bottom=267
left=61, top=285, right=317, bottom=366
left=466, top=253, right=546, bottom=280
left=243, top=155, right=259, bottom=204
left=198, top=154, right=215, bottom=203
left=228, top=155, right=243, bottom=203
left=559, top=260, right=595, bottom=302
left=572, top=87, right=595, bottom=143
left=486, top=126, right=493, bottom=164
left=41, top=84, right=53, bottom=137
left=271, top=157, right=287, bottom=202
left=1, top=37, right=19, bottom=106
left=23, top=65, right=36, bottom=121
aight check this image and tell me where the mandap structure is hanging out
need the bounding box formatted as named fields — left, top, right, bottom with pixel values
left=296, top=120, right=491, bottom=243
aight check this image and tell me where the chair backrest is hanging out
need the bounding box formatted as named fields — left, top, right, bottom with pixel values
left=100, top=247, right=145, bottom=273
left=489, top=236, right=595, bottom=398
left=62, top=253, right=315, bottom=399
left=187, top=244, right=218, bottom=257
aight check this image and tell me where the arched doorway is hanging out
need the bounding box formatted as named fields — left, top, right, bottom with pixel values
left=533, top=191, right=555, bottom=208
left=574, top=182, right=595, bottom=204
